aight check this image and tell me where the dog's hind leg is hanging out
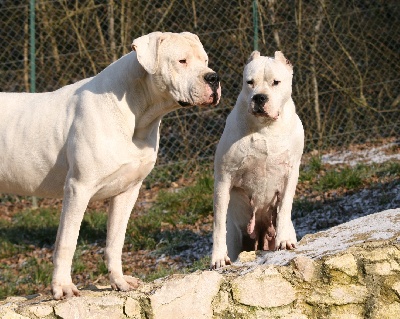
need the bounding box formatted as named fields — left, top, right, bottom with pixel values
left=105, top=183, right=142, bottom=291
left=226, top=210, right=243, bottom=262
left=51, top=179, right=93, bottom=300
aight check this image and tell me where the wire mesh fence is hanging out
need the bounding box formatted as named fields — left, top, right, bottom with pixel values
left=1, top=0, right=399, bottom=185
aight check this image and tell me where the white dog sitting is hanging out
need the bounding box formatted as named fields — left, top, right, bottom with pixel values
left=0, top=31, right=221, bottom=299
left=211, top=51, right=304, bottom=268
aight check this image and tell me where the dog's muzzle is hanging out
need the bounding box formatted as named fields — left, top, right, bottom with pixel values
left=252, top=94, right=268, bottom=114
left=251, top=94, right=278, bottom=120
left=178, top=72, right=220, bottom=107
left=204, top=72, right=220, bottom=105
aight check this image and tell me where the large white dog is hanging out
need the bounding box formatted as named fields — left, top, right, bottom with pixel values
left=211, top=51, right=303, bottom=268
left=0, top=31, right=221, bottom=299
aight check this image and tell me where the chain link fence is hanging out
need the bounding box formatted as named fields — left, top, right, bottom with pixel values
left=1, top=0, right=399, bottom=185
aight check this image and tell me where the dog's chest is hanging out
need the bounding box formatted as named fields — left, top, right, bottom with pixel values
left=93, top=138, right=157, bottom=200
left=232, top=134, right=292, bottom=205
left=126, top=139, right=158, bottom=181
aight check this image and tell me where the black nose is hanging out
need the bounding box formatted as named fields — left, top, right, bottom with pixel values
left=204, top=72, right=220, bottom=85
left=253, top=94, right=268, bottom=105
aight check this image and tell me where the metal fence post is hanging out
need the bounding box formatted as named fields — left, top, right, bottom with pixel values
left=30, top=0, right=38, bottom=209
left=30, top=0, right=36, bottom=93
left=253, top=0, right=258, bottom=51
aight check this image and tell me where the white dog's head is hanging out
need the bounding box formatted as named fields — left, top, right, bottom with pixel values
left=132, top=32, right=221, bottom=107
left=243, top=51, right=293, bottom=121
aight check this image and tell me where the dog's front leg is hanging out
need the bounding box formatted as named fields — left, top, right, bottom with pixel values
left=105, top=184, right=141, bottom=291
left=52, top=179, right=92, bottom=300
left=275, top=160, right=301, bottom=250
left=211, top=178, right=232, bottom=269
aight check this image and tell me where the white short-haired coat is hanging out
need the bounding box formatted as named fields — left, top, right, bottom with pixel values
left=211, top=51, right=303, bottom=268
left=0, top=31, right=221, bottom=299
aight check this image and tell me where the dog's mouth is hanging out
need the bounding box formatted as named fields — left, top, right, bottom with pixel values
left=250, top=109, right=280, bottom=120
left=202, top=92, right=219, bottom=106
left=178, top=92, right=220, bottom=108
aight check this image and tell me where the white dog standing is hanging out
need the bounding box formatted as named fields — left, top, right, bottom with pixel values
left=0, top=31, right=221, bottom=299
left=211, top=51, right=303, bottom=268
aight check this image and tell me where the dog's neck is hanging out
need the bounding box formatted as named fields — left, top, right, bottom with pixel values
left=94, top=52, right=181, bottom=138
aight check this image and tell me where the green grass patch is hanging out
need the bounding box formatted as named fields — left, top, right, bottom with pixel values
left=0, top=209, right=108, bottom=258
left=0, top=209, right=59, bottom=258
left=316, top=166, right=364, bottom=191
left=146, top=161, right=213, bottom=187
left=0, top=257, right=52, bottom=299
left=96, top=257, right=108, bottom=276
left=126, top=175, right=213, bottom=251
left=72, top=245, right=87, bottom=274
left=27, top=257, right=53, bottom=285
left=375, top=161, right=400, bottom=177
left=299, top=156, right=322, bottom=182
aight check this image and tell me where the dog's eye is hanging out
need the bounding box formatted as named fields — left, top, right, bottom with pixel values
left=246, top=80, right=254, bottom=86
left=272, top=80, right=281, bottom=86
left=179, top=59, right=187, bottom=64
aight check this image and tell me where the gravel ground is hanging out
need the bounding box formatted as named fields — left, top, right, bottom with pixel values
left=293, top=179, right=400, bottom=239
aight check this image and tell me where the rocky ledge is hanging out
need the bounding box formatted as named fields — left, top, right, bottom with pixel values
left=1, top=208, right=399, bottom=319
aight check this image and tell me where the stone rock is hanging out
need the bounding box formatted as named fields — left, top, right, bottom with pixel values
left=26, top=304, right=54, bottom=317
left=237, top=250, right=257, bottom=263
left=124, top=297, right=141, bottom=318
left=291, top=255, right=317, bottom=282
left=365, top=260, right=400, bottom=276
left=54, top=293, right=124, bottom=319
left=370, top=301, right=400, bottom=319
left=324, top=253, right=358, bottom=284
left=324, top=253, right=358, bottom=277
left=0, top=310, right=30, bottom=319
left=211, top=290, right=230, bottom=315
left=0, top=298, right=28, bottom=319
left=391, top=281, right=400, bottom=298
left=361, top=246, right=400, bottom=262
left=150, top=270, right=223, bottom=319
left=327, top=304, right=364, bottom=319
left=307, top=284, right=368, bottom=306
left=231, top=266, right=296, bottom=308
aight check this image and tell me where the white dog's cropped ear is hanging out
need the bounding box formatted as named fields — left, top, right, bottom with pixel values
left=247, top=51, right=260, bottom=64
left=180, top=32, right=201, bottom=44
left=274, top=51, right=293, bottom=69
left=132, top=32, right=169, bottom=74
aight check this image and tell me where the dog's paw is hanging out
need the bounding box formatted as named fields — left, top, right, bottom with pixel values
left=210, top=254, right=231, bottom=269
left=51, top=282, right=80, bottom=300
left=275, top=239, right=296, bottom=250
left=110, top=275, right=141, bottom=291
left=275, top=223, right=297, bottom=250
